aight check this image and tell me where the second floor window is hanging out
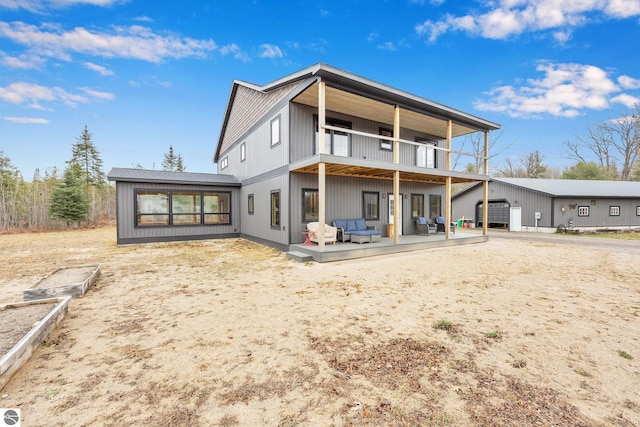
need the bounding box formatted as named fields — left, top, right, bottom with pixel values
left=315, top=117, right=351, bottom=157
left=271, top=116, right=281, bottom=147
left=416, top=142, right=437, bottom=168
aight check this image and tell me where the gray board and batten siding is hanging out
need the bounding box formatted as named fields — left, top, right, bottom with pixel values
left=452, top=178, right=640, bottom=230
left=288, top=103, right=445, bottom=166
left=289, top=172, right=445, bottom=244
left=108, top=168, right=241, bottom=245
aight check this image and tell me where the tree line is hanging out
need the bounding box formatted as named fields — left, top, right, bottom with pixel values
left=457, top=104, right=640, bottom=180
left=0, top=126, right=188, bottom=231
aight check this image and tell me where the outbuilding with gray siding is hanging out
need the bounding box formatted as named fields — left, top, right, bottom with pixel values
left=452, top=178, right=640, bottom=232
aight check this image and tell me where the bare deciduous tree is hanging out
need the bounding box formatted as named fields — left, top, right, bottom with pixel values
left=565, top=104, right=640, bottom=180
left=495, top=150, right=549, bottom=178
left=453, top=130, right=513, bottom=174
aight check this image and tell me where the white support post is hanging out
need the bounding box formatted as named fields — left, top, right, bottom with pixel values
left=393, top=106, right=400, bottom=244
left=445, top=120, right=452, bottom=239
left=483, top=131, right=489, bottom=236
left=318, top=81, right=326, bottom=251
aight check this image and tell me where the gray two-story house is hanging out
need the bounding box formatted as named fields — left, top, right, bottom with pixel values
left=109, top=63, right=500, bottom=261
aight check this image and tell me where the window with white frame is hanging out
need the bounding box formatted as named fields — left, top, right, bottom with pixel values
left=220, top=156, right=228, bottom=170
left=609, top=206, right=620, bottom=216
left=637, top=206, right=640, bottom=216
left=578, top=206, right=589, bottom=217
left=379, top=127, right=393, bottom=151
left=271, top=116, right=281, bottom=147
left=416, top=142, right=436, bottom=168
left=240, top=142, right=246, bottom=162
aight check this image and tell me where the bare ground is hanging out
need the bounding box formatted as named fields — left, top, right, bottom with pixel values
left=0, top=227, right=638, bottom=426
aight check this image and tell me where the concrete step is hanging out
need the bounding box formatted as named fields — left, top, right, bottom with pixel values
left=286, top=251, right=314, bottom=262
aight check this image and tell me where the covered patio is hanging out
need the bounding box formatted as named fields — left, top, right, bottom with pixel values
left=287, top=73, right=498, bottom=255
left=287, top=229, right=486, bottom=263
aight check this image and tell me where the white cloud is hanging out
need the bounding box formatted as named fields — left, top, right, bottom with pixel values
left=219, top=43, right=250, bottom=63
left=0, top=21, right=218, bottom=63
left=133, top=16, right=153, bottom=23
left=258, top=43, right=283, bottom=59
left=377, top=41, right=397, bottom=51
left=416, top=0, right=640, bottom=42
left=83, top=61, right=114, bottom=76
left=618, top=75, right=640, bottom=89
left=0, top=0, right=122, bottom=12
left=79, top=86, right=114, bottom=100
left=611, top=93, right=640, bottom=107
left=475, top=62, right=636, bottom=118
left=0, top=81, right=114, bottom=109
left=3, top=116, right=49, bottom=124
left=0, top=51, right=45, bottom=69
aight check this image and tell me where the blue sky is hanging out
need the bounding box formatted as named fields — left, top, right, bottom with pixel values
left=1, top=0, right=639, bottom=179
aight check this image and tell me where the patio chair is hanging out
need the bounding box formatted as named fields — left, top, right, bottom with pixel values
left=415, top=216, right=436, bottom=235
left=434, top=216, right=455, bottom=234
left=306, top=222, right=337, bottom=244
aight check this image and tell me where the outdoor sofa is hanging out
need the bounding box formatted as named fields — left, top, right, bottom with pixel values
left=306, top=222, right=337, bottom=244
left=332, top=219, right=381, bottom=244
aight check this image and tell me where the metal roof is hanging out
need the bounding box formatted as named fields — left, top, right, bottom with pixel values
left=214, top=63, right=501, bottom=162
left=238, top=63, right=501, bottom=131
left=493, top=177, right=640, bottom=198
left=107, top=168, right=240, bottom=186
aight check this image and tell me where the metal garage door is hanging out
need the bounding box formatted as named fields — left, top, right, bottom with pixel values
left=476, top=200, right=510, bottom=228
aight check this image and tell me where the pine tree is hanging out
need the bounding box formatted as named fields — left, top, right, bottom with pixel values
left=49, top=163, right=89, bottom=227
left=69, top=125, right=106, bottom=190
left=162, top=145, right=186, bottom=171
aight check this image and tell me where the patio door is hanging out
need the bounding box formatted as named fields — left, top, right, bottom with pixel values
left=388, top=194, right=403, bottom=236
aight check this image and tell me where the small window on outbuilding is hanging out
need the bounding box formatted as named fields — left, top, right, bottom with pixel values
left=578, top=206, right=589, bottom=217
left=609, top=206, right=620, bottom=216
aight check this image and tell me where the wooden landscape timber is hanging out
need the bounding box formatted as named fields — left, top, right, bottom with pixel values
left=0, top=296, right=72, bottom=391
left=23, top=264, right=101, bottom=301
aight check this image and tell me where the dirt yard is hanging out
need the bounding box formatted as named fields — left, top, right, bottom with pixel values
left=0, top=227, right=638, bottom=426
